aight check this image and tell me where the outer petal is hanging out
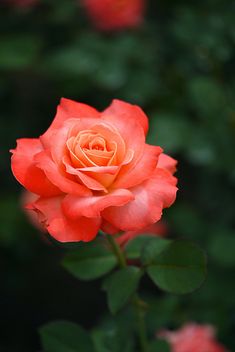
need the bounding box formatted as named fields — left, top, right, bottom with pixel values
left=62, top=189, right=134, bottom=219
left=10, top=139, right=61, bottom=197
left=21, top=191, right=46, bottom=232
left=157, top=153, right=177, bottom=174
left=34, top=151, right=92, bottom=196
left=102, top=101, right=146, bottom=166
left=117, top=221, right=167, bottom=247
left=101, top=219, right=119, bottom=235
left=49, top=98, right=99, bottom=130
left=102, top=99, right=149, bottom=136
left=102, top=169, right=178, bottom=231
left=113, top=145, right=162, bottom=189
left=41, top=98, right=100, bottom=147
left=45, top=118, right=117, bottom=167
left=29, top=196, right=101, bottom=242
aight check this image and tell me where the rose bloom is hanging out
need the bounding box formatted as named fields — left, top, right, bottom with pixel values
left=82, top=0, right=145, bottom=31
left=158, top=323, right=228, bottom=352
left=117, top=221, right=167, bottom=247
left=11, top=98, right=177, bottom=243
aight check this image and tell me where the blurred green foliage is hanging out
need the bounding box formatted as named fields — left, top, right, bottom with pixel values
left=0, top=0, right=235, bottom=351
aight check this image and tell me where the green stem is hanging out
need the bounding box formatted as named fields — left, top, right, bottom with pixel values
left=134, top=295, right=148, bottom=352
left=106, top=234, right=126, bottom=268
left=106, top=234, right=148, bottom=352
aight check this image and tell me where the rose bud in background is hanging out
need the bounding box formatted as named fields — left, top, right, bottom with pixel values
left=81, top=0, right=145, bottom=31
left=158, top=323, right=229, bottom=352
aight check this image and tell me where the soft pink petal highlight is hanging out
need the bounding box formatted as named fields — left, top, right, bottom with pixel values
left=30, top=196, right=101, bottom=242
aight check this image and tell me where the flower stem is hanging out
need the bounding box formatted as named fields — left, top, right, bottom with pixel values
left=134, top=295, right=149, bottom=352
left=105, top=234, right=148, bottom=352
left=106, top=234, right=126, bottom=268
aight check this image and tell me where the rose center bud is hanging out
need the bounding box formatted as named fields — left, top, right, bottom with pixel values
left=88, top=136, right=106, bottom=151
left=67, top=130, right=115, bottom=168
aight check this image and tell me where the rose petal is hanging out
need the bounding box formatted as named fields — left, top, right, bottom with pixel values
left=30, top=196, right=101, bottom=242
left=117, top=221, right=167, bottom=247
left=102, top=103, right=146, bottom=170
left=91, top=123, right=126, bottom=164
left=102, top=168, right=178, bottom=231
left=67, top=137, right=87, bottom=168
left=42, top=118, right=98, bottom=165
left=34, top=151, right=91, bottom=196
left=60, top=98, right=100, bottom=119
left=63, top=156, right=108, bottom=191
left=113, top=144, right=163, bottom=189
left=62, top=189, right=134, bottom=219
left=101, top=220, right=120, bottom=235
left=41, top=98, right=100, bottom=147
left=10, top=139, right=61, bottom=196
left=74, top=142, right=97, bottom=166
left=102, top=99, right=149, bottom=135
left=84, top=149, right=113, bottom=166
left=77, top=148, right=134, bottom=188
left=157, top=153, right=178, bottom=173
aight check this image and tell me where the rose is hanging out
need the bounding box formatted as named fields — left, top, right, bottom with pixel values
left=11, top=98, right=177, bottom=242
left=82, top=0, right=145, bottom=31
left=117, top=221, right=167, bottom=247
left=158, top=323, right=229, bottom=352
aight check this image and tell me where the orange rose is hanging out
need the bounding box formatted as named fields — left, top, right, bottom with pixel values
left=11, top=98, right=177, bottom=242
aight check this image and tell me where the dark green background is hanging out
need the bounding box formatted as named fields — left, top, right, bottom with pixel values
left=0, top=0, right=235, bottom=351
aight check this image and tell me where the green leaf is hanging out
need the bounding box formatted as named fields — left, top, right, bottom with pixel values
left=105, top=267, right=142, bottom=314
left=146, top=240, right=207, bottom=294
left=148, top=340, right=171, bottom=352
left=125, top=235, right=156, bottom=260
left=39, top=321, right=95, bottom=352
left=62, top=241, right=117, bottom=280
left=141, top=238, right=172, bottom=266
left=91, top=329, right=110, bottom=352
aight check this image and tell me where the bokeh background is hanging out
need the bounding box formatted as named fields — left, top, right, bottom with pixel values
left=1, top=0, right=235, bottom=351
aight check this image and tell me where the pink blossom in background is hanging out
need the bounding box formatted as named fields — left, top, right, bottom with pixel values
left=158, top=323, right=229, bottom=352
left=82, top=0, right=145, bottom=31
